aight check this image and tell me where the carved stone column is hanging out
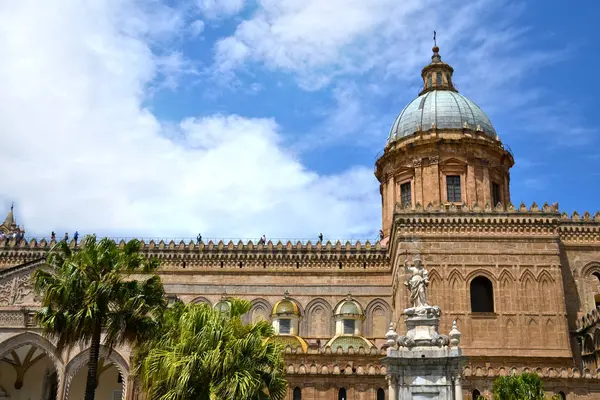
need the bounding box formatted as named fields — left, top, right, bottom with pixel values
left=454, top=376, right=463, bottom=400
left=466, top=164, right=477, bottom=206
left=482, top=167, right=490, bottom=206
left=413, top=158, right=423, bottom=206
left=387, top=375, right=398, bottom=400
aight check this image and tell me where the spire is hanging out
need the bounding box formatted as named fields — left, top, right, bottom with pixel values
left=2, top=203, right=15, bottom=228
left=419, top=37, right=457, bottom=96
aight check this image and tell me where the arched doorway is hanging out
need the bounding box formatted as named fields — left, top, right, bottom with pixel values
left=338, top=387, right=347, bottom=400
left=64, top=347, right=128, bottom=399
left=293, top=386, right=302, bottom=400
left=0, top=333, right=62, bottom=400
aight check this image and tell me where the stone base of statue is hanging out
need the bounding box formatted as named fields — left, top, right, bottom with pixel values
left=381, top=306, right=465, bottom=400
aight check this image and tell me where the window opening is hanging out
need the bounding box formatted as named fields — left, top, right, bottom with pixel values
left=400, top=182, right=412, bottom=208
left=279, top=319, right=291, bottom=334
left=492, top=182, right=501, bottom=206
left=470, top=276, right=494, bottom=313
left=446, top=175, right=461, bottom=202
left=293, top=387, right=302, bottom=400
left=343, top=319, right=355, bottom=335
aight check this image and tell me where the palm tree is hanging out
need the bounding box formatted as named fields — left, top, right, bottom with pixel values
left=33, top=235, right=166, bottom=400
left=491, top=372, right=561, bottom=400
left=135, top=299, right=287, bottom=400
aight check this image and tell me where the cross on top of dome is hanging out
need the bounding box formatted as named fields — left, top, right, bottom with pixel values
left=419, top=33, right=457, bottom=95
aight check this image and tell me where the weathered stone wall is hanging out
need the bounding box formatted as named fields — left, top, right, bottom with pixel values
left=390, top=206, right=572, bottom=363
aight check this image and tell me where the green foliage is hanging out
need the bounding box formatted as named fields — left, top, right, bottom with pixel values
left=491, top=372, right=558, bottom=400
left=33, top=235, right=166, bottom=399
left=135, top=299, right=287, bottom=400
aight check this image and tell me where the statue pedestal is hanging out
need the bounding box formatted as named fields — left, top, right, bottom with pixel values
left=381, top=308, right=464, bottom=400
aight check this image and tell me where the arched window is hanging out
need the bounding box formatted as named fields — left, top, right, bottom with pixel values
left=558, top=391, right=566, bottom=400
left=377, top=387, right=385, bottom=400
left=338, top=388, right=347, bottom=400
left=472, top=389, right=481, bottom=400
left=470, top=276, right=494, bottom=313
left=293, top=387, right=302, bottom=400
left=593, top=272, right=600, bottom=308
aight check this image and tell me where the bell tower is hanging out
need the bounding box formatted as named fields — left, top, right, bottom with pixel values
left=375, top=45, right=514, bottom=238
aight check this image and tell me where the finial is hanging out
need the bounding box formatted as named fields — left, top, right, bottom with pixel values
left=10, top=202, right=13, bottom=212
left=431, top=31, right=441, bottom=62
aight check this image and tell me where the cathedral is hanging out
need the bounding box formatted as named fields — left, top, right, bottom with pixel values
left=0, top=45, right=599, bottom=400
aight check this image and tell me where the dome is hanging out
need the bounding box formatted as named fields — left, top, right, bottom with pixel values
left=387, top=90, right=496, bottom=143
left=269, top=335, right=308, bottom=353
left=334, top=297, right=364, bottom=317
left=271, top=297, right=301, bottom=317
left=325, top=335, right=375, bottom=351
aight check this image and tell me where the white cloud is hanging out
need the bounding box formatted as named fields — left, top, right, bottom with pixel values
left=196, top=0, right=246, bottom=19
left=0, top=0, right=379, bottom=240
left=211, top=0, right=595, bottom=148
left=189, top=19, right=205, bottom=37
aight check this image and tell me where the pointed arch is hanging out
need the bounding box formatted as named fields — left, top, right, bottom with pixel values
left=0, top=332, right=64, bottom=399
left=538, top=272, right=555, bottom=313
left=504, top=318, right=517, bottom=347
left=243, top=298, right=272, bottom=325
left=63, top=345, right=129, bottom=399
left=498, top=270, right=515, bottom=313
left=520, top=269, right=536, bottom=283
left=302, top=298, right=333, bottom=338
left=428, top=269, right=443, bottom=309
left=520, top=270, right=536, bottom=312
left=546, top=319, right=559, bottom=348
left=365, top=299, right=392, bottom=338
left=447, top=269, right=465, bottom=312
left=526, top=318, right=539, bottom=348
left=498, top=269, right=516, bottom=282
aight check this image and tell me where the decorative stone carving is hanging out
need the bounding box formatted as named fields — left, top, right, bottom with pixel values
left=413, top=158, right=423, bottom=167
left=429, top=155, right=439, bottom=164
left=403, top=252, right=429, bottom=310
left=0, top=272, right=40, bottom=307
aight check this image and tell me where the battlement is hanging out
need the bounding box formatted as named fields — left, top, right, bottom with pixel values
left=393, top=201, right=561, bottom=215
left=0, top=238, right=391, bottom=270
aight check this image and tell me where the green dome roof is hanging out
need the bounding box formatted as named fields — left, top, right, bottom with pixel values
left=325, top=335, right=375, bottom=351
left=334, top=296, right=364, bottom=317
left=271, top=296, right=301, bottom=317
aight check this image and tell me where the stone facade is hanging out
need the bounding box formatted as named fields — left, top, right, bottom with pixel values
left=0, top=46, right=599, bottom=400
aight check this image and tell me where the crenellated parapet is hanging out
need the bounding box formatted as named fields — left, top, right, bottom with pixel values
left=559, top=211, right=600, bottom=244
left=462, top=364, right=600, bottom=380
left=0, top=239, right=390, bottom=270
left=391, top=201, right=562, bottom=241
left=393, top=200, right=559, bottom=215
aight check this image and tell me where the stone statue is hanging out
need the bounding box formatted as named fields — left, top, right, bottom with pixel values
left=404, top=251, right=429, bottom=309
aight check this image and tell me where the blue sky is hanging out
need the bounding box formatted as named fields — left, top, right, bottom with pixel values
left=0, top=0, right=598, bottom=240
